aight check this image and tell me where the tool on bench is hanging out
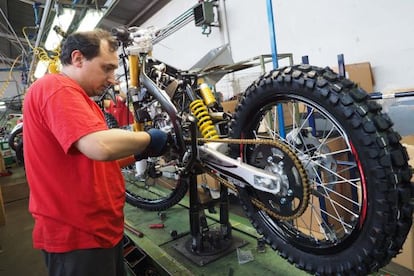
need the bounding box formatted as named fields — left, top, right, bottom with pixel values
left=124, top=221, right=144, bottom=237
left=149, top=223, right=165, bottom=229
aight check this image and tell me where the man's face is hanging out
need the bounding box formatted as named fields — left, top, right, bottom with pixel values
left=79, top=40, right=118, bottom=97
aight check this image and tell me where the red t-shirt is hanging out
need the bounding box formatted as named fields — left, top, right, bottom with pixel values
left=23, top=74, right=125, bottom=252
left=105, top=96, right=134, bottom=127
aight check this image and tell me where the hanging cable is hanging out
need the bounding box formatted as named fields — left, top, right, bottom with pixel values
left=23, top=25, right=62, bottom=75
left=0, top=55, right=22, bottom=99
left=23, top=7, right=69, bottom=80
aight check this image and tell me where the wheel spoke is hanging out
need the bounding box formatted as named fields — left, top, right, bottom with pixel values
left=240, top=96, right=364, bottom=244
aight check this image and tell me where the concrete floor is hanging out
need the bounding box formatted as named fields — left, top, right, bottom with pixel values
left=0, top=197, right=47, bottom=276
left=0, top=165, right=413, bottom=276
left=0, top=164, right=46, bottom=275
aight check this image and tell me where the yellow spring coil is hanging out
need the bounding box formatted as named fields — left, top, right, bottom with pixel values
left=199, top=83, right=216, bottom=107
left=23, top=26, right=61, bottom=81
left=189, top=99, right=219, bottom=139
left=0, top=54, right=21, bottom=99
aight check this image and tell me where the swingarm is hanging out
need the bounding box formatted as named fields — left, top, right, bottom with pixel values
left=198, top=142, right=287, bottom=195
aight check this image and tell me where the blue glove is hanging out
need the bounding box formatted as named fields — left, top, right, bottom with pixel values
left=134, top=128, right=169, bottom=160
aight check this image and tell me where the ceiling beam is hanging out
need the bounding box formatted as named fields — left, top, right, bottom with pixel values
left=0, top=32, right=29, bottom=45
left=0, top=57, right=23, bottom=65
left=127, top=0, right=165, bottom=27
left=19, top=0, right=46, bottom=7
left=0, top=8, right=29, bottom=56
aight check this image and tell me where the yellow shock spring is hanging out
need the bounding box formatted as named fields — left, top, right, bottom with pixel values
left=189, top=99, right=219, bottom=139
left=199, top=83, right=216, bottom=107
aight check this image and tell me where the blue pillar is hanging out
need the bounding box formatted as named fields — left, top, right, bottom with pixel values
left=266, top=0, right=279, bottom=68
left=266, top=0, right=285, bottom=138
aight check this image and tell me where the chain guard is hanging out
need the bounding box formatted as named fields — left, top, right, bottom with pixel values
left=200, top=138, right=310, bottom=221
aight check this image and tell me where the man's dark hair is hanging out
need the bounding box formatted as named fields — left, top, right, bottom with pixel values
left=60, top=28, right=118, bottom=65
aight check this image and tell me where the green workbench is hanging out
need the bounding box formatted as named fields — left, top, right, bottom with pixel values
left=123, top=197, right=310, bottom=276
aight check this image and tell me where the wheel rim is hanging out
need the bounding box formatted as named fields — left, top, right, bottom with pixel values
left=124, top=155, right=184, bottom=209
left=239, top=95, right=368, bottom=253
left=124, top=104, right=188, bottom=210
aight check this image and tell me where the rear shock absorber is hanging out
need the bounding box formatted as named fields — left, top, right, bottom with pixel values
left=199, top=83, right=217, bottom=107
left=189, top=98, right=219, bottom=139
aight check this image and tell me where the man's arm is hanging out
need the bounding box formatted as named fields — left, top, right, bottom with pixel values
left=75, top=129, right=151, bottom=161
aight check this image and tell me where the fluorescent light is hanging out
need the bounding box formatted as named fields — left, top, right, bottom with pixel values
left=34, top=60, right=49, bottom=79
left=44, top=8, right=75, bottom=51
left=76, top=10, right=104, bottom=32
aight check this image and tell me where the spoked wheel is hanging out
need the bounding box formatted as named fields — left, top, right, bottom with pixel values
left=103, top=108, right=188, bottom=211
left=8, top=123, right=23, bottom=164
left=230, top=65, right=413, bottom=275
left=124, top=112, right=188, bottom=211
left=124, top=152, right=188, bottom=211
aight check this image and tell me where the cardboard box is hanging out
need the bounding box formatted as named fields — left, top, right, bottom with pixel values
left=197, top=173, right=220, bottom=204
left=393, top=226, right=414, bottom=271
left=221, top=100, right=238, bottom=113
left=333, top=62, right=374, bottom=93
left=392, top=136, right=414, bottom=270
left=401, top=135, right=414, bottom=146
left=402, top=135, right=414, bottom=184
left=383, top=87, right=414, bottom=95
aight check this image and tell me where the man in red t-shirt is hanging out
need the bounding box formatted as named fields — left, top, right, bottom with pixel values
left=105, top=92, right=134, bottom=127
left=23, top=29, right=168, bottom=276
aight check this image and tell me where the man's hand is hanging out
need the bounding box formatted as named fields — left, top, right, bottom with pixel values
left=134, top=128, right=170, bottom=161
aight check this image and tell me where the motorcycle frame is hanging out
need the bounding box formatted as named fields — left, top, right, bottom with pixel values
left=126, top=44, right=285, bottom=195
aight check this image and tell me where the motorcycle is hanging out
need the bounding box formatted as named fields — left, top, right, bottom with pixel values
left=112, top=25, right=414, bottom=275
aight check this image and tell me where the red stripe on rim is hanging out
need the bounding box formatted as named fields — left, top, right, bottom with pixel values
left=350, top=141, right=367, bottom=228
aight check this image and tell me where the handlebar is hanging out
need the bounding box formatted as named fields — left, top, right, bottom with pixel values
left=111, top=26, right=130, bottom=43
left=112, top=26, right=159, bottom=54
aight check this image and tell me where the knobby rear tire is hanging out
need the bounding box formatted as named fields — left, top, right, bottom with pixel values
left=229, top=65, right=413, bottom=275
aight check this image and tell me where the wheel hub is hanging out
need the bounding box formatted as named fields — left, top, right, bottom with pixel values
left=247, top=143, right=310, bottom=219
left=286, top=128, right=338, bottom=190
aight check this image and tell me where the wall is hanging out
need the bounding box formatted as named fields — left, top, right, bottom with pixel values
left=142, top=0, right=414, bottom=99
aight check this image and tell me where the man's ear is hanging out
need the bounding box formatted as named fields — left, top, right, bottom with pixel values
left=71, top=50, right=83, bottom=68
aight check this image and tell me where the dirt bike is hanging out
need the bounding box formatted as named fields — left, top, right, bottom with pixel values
left=113, top=25, right=414, bottom=275
left=111, top=25, right=414, bottom=275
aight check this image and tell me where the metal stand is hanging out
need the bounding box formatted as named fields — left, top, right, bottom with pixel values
left=172, top=173, right=246, bottom=266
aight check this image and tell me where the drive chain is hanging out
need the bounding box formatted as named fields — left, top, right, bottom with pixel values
left=198, top=138, right=310, bottom=221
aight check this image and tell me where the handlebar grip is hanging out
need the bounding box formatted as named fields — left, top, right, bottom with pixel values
left=53, top=25, right=67, bottom=38
left=111, top=26, right=130, bottom=43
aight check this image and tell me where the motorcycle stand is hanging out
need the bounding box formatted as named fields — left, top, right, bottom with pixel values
left=172, top=173, right=247, bottom=266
